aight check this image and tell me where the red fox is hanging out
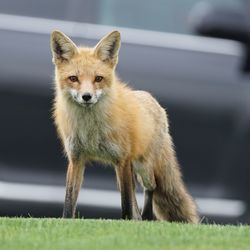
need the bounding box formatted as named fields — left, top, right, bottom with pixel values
left=50, top=30, right=199, bottom=223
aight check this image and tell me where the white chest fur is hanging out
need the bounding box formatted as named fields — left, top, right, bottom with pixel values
left=64, top=100, right=121, bottom=164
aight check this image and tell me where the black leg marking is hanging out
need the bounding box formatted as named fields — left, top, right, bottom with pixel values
left=63, top=186, right=74, bottom=218
left=142, top=190, right=154, bottom=220
left=121, top=179, right=133, bottom=220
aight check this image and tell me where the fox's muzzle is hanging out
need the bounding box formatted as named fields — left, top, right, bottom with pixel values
left=68, top=88, right=103, bottom=106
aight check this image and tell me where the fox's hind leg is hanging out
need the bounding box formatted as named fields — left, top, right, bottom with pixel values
left=141, top=190, right=154, bottom=220
left=115, top=159, right=141, bottom=220
left=133, top=160, right=156, bottom=220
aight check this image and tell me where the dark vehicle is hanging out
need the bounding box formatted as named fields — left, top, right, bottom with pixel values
left=0, top=0, right=250, bottom=224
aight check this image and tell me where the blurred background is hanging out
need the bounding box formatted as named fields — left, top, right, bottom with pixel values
left=0, top=0, right=250, bottom=224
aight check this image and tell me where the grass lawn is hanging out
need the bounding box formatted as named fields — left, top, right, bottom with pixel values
left=0, top=218, right=249, bottom=250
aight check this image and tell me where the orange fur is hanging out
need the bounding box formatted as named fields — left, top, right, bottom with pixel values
left=51, top=30, right=199, bottom=222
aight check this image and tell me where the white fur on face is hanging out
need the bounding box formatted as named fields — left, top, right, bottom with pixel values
left=92, top=89, right=103, bottom=104
left=68, top=88, right=103, bottom=105
left=69, top=88, right=82, bottom=104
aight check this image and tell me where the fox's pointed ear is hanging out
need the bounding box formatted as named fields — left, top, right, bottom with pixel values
left=94, top=31, right=121, bottom=66
left=50, top=31, right=78, bottom=64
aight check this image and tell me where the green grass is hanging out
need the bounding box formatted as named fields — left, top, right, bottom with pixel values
left=0, top=218, right=249, bottom=250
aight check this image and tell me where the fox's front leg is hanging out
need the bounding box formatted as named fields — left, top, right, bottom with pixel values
left=63, top=158, right=85, bottom=218
left=115, top=159, right=141, bottom=220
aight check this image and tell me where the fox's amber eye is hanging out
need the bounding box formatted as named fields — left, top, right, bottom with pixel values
left=95, top=75, right=103, bottom=82
left=68, top=76, right=78, bottom=82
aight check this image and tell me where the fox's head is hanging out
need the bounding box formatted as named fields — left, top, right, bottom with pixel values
left=50, top=30, right=121, bottom=106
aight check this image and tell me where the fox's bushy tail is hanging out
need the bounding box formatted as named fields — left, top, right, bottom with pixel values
left=152, top=152, right=199, bottom=223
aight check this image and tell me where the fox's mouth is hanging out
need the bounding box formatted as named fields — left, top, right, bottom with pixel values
left=74, top=99, right=95, bottom=108
left=82, top=102, right=94, bottom=107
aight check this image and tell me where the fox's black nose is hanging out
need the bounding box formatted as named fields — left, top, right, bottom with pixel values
left=82, top=93, right=92, bottom=102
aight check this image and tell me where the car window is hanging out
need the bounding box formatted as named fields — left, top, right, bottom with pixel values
left=96, top=0, right=243, bottom=34
left=0, top=0, right=71, bottom=20
left=0, top=0, right=243, bottom=35
left=0, top=0, right=98, bottom=23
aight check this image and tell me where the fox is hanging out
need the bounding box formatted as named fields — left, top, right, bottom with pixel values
left=50, top=30, right=199, bottom=223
